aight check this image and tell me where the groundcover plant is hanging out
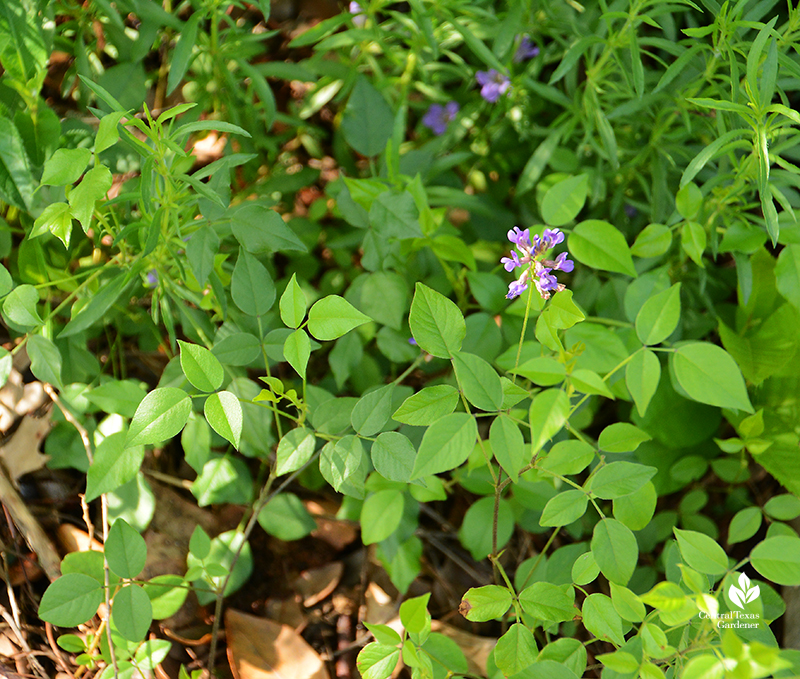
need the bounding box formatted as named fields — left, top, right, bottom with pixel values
left=1, top=0, right=800, bottom=677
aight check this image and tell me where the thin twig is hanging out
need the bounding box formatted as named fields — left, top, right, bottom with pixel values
left=43, top=383, right=117, bottom=677
left=206, top=452, right=321, bottom=676
left=0, top=604, right=48, bottom=679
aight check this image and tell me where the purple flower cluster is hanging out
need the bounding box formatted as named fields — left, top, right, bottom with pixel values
left=513, top=36, right=540, bottom=62
left=502, top=227, right=574, bottom=300
left=422, top=101, right=459, bottom=135
left=476, top=69, right=511, bottom=103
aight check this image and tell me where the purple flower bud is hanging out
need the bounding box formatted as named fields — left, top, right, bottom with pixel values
left=422, top=101, right=459, bottom=135
left=501, top=251, right=521, bottom=271
left=145, top=269, right=158, bottom=288
left=408, top=337, right=418, bottom=346
left=476, top=69, right=511, bottom=103
left=554, top=252, right=574, bottom=272
left=625, top=204, right=638, bottom=219
left=349, top=1, right=366, bottom=27
left=513, top=36, right=540, bottom=63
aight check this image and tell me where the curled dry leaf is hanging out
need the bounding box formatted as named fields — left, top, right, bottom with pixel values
left=0, top=413, right=52, bottom=481
left=226, top=609, right=330, bottom=679
left=294, top=562, right=343, bottom=607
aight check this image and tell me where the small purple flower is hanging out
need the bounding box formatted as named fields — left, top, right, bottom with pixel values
left=422, top=101, right=459, bottom=135
left=349, top=1, right=366, bottom=27
left=409, top=337, right=418, bottom=346
left=513, top=36, right=540, bottom=63
left=476, top=69, right=511, bottom=103
left=535, top=267, right=559, bottom=293
left=553, top=252, right=574, bottom=272
left=625, top=204, right=638, bottom=219
left=507, top=279, right=529, bottom=299
left=145, top=269, right=158, bottom=288
left=501, top=251, right=521, bottom=272
left=541, top=228, right=565, bottom=248
left=507, top=226, right=531, bottom=250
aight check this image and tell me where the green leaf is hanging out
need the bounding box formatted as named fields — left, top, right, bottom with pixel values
left=357, top=271, right=409, bottom=330
left=69, top=165, right=113, bottom=231
left=59, top=270, right=131, bottom=338
left=283, top=329, right=311, bottom=379
left=511, top=357, right=566, bottom=386
left=630, top=223, right=672, bottom=258
left=538, top=439, right=595, bottom=476
left=568, top=220, right=636, bottom=277
left=127, top=387, right=192, bottom=447
left=212, top=333, right=261, bottom=367
left=635, top=284, right=681, bottom=345
left=371, top=432, right=416, bottom=483
left=167, top=12, right=200, bottom=94
left=280, top=274, right=308, bottom=328
left=598, top=422, right=652, bottom=453
left=681, top=221, right=706, bottom=267
left=626, top=349, right=661, bottom=417
left=613, top=482, right=657, bottom=531
left=751, top=536, right=800, bottom=585
left=541, top=175, right=588, bottom=226
left=411, top=413, right=477, bottom=480
left=597, top=651, right=640, bottom=674
left=490, top=415, right=527, bottom=482
left=409, top=283, right=465, bottom=358
left=186, top=225, right=220, bottom=286
left=764, top=495, right=800, bottom=521
left=178, top=340, right=224, bottom=393
left=341, top=77, right=394, bottom=157
left=776, top=244, right=800, bottom=312
left=746, top=17, right=778, bottom=106
left=106, top=518, right=147, bottom=579
left=392, top=385, right=459, bottom=426
left=529, top=388, right=569, bottom=455
left=591, top=518, right=638, bottom=585
left=40, top=147, right=92, bottom=186
left=572, top=552, right=600, bottom=585
left=459, top=585, right=512, bottom=622
left=540, top=490, right=588, bottom=527
left=276, top=427, right=316, bottom=476
left=204, top=391, right=242, bottom=449
left=672, top=342, right=754, bottom=412
left=459, top=496, right=515, bottom=560
left=351, top=384, right=395, bottom=436
left=675, top=182, right=702, bottom=220
left=38, top=573, right=103, bottom=627
left=308, top=295, right=371, bottom=341
left=3, top=284, right=41, bottom=326
left=400, top=593, right=431, bottom=636
left=85, top=431, right=145, bottom=501
left=231, top=247, right=276, bottom=317
left=453, top=351, right=503, bottom=411
left=230, top=204, right=306, bottom=254
left=674, top=528, right=729, bottom=575
left=27, top=334, right=62, bottom=389
left=257, top=492, right=317, bottom=541
left=591, top=462, right=657, bottom=500
left=189, top=526, right=211, bottom=560
left=728, top=507, right=762, bottom=545
left=357, top=643, right=401, bottom=679
left=494, top=624, right=538, bottom=676
left=582, top=593, right=625, bottom=646
left=369, top=191, right=422, bottom=240
left=95, top=111, right=126, bottom=154
left=112, top=584, right=152, bottom=642
left=610, top=582, right=646, bottom=623
left=519, top=582, right=576, bottom=622
left=31, top=202, right=73, bottom=247
left=361, top=489, right=404, bottom=544
left=0, top=118, right=34, bottom=209
left=319, top=435, right=366, bottom=494
left=429, top=234, right=477, bottom=271
left=570, top=369, right=614, bottom=399
left=0, top=264, right=11, bottom=298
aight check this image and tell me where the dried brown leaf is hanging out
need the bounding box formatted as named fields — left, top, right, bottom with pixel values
left=226, top=609, right=330, bottom=679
